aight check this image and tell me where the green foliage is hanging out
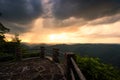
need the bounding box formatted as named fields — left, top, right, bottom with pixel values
left=0, top=20, right=10, bottom=43
left=0, top=42, right=21, bottom=62
left=0, top=12, right=9, bottom=34
left=0, top=42, right=19, bottom=61
left=0, top=35, right=5, bottom=43
left=0, top=22, right=9, bottom=34
left=0, top=42, right=20, bottom=54
left=0, top=52, right=14, bottom=62
left=76, top=55, right=120, bottom=80
left=48, top=44, right=120, bottom=67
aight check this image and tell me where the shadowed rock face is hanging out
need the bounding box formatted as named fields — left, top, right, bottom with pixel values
left=0, top=58, right=64, bottom=80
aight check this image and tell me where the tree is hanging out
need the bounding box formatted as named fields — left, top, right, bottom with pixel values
left=11, top=34, right=21, bottom=43
left=76, top=55, right=120, bottom=80
left=0, top=13, right=10, bottom=43
left=0, top=23, right=9, bottom=34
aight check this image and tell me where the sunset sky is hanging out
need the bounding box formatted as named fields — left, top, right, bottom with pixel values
left=0, top=0, right=120, bottom=44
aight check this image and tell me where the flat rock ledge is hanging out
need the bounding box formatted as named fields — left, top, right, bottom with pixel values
left=0, top=58, right=64, bottom=80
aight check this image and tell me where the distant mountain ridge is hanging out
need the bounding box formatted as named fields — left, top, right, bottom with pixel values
left=23, top=43, right=120, bottom=68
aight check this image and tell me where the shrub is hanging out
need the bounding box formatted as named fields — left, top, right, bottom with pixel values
left=0, top=53, right=14, bottom=62
left=76, top=55, right=120, bottom=80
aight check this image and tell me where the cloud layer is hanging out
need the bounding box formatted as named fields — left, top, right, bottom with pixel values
left=0, top=0, right=120, bottom=43
left=0, top=0, right=43, bottom=33
left=53, top=0, right=120, bottom=20
left=43, top=0, right=120, bottom=28
left=0, top=0, right=42, bottom=24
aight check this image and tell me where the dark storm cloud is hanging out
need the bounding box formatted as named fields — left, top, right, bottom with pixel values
left=90, top=14, right=120, bottom=25
left=0, top=0, right=120, bottom=34
left=53, top=0, right=120, bottom=21
left=0, top=0, right=43, bottom=33
left=0, top=0, right=42, bottom=24
left=1, top=21, right=32, bottom=34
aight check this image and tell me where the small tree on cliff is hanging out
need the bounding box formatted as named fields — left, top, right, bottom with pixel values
left=0, top=13, right=10, bottom=43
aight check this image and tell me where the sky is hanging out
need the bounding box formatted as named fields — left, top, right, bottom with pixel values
left=0, top=0, right=120, bottom=44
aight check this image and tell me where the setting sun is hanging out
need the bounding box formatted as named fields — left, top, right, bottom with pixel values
left=49, top=34, right=56, bottom=41
left=49, top=33, right=67, bottom=43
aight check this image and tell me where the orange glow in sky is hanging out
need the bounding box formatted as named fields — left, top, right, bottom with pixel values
left=5, top=17, right=120, bottom=44
left=49, top=34, right=67, bottom=41
left=1, top=0, right=120, bottom=44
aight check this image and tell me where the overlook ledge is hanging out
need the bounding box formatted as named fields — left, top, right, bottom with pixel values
left=0, top=58, right=64, bottom=80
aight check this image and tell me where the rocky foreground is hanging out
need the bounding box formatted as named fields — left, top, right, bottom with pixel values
left=0, top=58, right=64, bottom=80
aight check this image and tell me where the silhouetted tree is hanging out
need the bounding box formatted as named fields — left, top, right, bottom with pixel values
left=11, top=34, right=21, bottom=43
left=0, top=12, right=10, bottom=43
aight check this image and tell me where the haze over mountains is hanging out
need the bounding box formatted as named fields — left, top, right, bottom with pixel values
left=24, top=43, right=120, bottom=68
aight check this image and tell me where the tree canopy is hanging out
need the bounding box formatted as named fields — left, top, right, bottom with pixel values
left=0, top=12, right=10, bottom=43
left=0, top=13, right=9, bottom=34
left=76, top=55, right=120, bottom=80
left=0, top=22, right=10, bottom=34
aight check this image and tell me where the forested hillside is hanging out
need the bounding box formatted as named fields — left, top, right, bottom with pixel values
left=76, top=55, right=120, bottom=80
left=30, top=43, right=120, bottom=68
left=49, top=44, right=120, bottom=68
